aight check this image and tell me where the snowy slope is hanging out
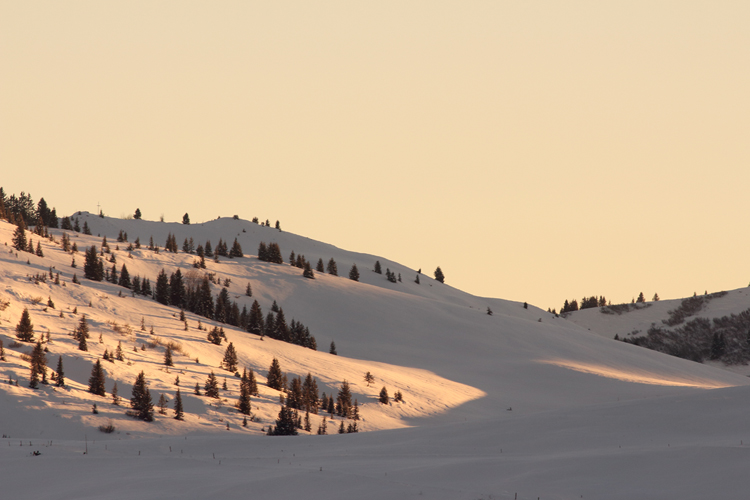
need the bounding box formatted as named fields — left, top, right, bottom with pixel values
left=2, top=214, right=750, bottom=498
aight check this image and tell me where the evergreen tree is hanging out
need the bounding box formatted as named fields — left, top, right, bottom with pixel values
left=88, top=359, right=106, bottom=396
left=164, top=345, right=173, bottom=367
left=77, top=315, right=89, bottom=351
left=364, top=371, right=375, bottom=387
left=636, top=292, right=646, bottom=303
left=221, top=342, right=238, bottom=372
left=207, top=326, right=223, bottom=345
left=229, top=238, right=243, bottom=258
left=314, top=258, right=324, bottom=273
left=84, top=245, right=103, bottom=281
left=173, top=389, right=184, bottom=420
left=245, top=282, right=252, bottom=297
left=374, top=260, right=382, bottom=274
left=134, top=208, right=142, bottom=220
left=35, top=241, right=43, bottom=257
left=271, top=405, right=298, bottom=435
left=267, top=358, right=284, bottom=390
left=155, top=269, right=170, bottom=305
left=169, top=269, right=185, bottom=307
left=329, top=341, right=337, bottom=355
left=336, top=380, right=353, bottom=417
left=118, top=264, right=131, bottom=288
left=653, top=293, right=660, bottom=301
left=182, top=213, right=190, bottom=224
left=238, top=369, right=252, bottom=415
left=434, top=266, right=445, bottom=283
left=130, top=371, right=154, bottom=421
left=110, top=263, right=118, bottom=284
left=317, top=417, right=328, bottom=435
left=194, top=382, right=201, bottom=395
left=247, top=368, right=259, bottom=396
left=15, top=308, right=34, bottom=342
left=349, top=264, right=359, bottom=282
left=112, top=382, right=120, bottom=405
left=327, top=258, right=338, bottom=276
left=115, top=341, right=124, bottom=361
left=12, top=219, right=27, bottom=252
left=204, top=371, right=220, bottom=398
left=248, top=300, right=264, bottom=335
left=29, top=340, right=47, bottom=388
left=303, top=261, right=315, bottom=279
left=158, top=394, right=168, bottom=415
left=302, top=373, right=319, bottom=413
left=378, top=386, right=389, bottom=404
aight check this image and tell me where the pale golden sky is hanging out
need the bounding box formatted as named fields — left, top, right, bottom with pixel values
left=2, top=2, right=749, bottom=310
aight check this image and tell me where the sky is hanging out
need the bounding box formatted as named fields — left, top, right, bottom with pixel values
left=2, top=1, right=749, bottom=311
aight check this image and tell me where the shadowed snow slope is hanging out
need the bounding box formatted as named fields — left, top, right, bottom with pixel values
left=1, top=214, right=749, bottom=499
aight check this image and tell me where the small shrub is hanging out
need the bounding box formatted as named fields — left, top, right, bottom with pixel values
left=98, top=422, right=116, bottom=433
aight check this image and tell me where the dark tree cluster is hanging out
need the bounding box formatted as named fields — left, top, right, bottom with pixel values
left=164, top=233, right=178, bottom=253
left=257, top=242, right=284, bottom=264
left=621, top=300, right=749, bottom=365
left=0, top=189, right=58, bottom=228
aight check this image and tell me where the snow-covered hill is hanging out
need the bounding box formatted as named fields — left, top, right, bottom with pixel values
left=2, top=213, right=750, bottom=499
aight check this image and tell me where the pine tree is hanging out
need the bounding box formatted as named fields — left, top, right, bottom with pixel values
left=378, top=386, right=389, bottom=404
left=247, top=368, right=259, bottom=396
left=248, top=300, right=264, bottom=335
left=0, top=339, right=6, bottom=361
left=155, top=269, right=170, bottom=305
left=112, top=382, right=120, bottom=405
left=119, top=264, right=131, bottom=288
left=134, top=208, right=142, bottom=220
left=329, top=341, right=337, bottom=355
left=245, top=282, right=252, bottom=297
left=434, top=266, right=445, bottom=284
left=349, top=264, right=359, bottom=282
left=194, top=382, right=201, bottom=395
left=130, top=371, right=154, bottom=421
left=164, top=345, right=173, bottom=367
left=374, top=261, right=382, bottom=274
left=15, top=308, right=34, bottom=342
left=12, top=219, right=27, bottom=252
left=652, top=293, right=660, bottom=301
left=221, top=342, right=238, bottom=372
left=158, top=394, right=168, bottom=415
left=77, top=315, right=89, bottom=351
left=238, top=369, right=252, bottom=415
left=115, top=341, right=124, bottom=361
left=229, top=238, right=243, bottom=258
left=364, top=371, right=375, bottom=387
left=267, top=358, right=284, bottom=390
left=303, top=261, right=315, bottom=279
left=336, top=380, right=353, bottom=417
left=173, top=389, right=184, bottom=420
left=327, top=258, right=338, bottom=276
left=29, top=340, right=47, bottom=388
left=271, top=405, right=298, bottom=435
left=35, top=241, right=43, bottom=257
left=636, top=292, right=645, bottom=303
left=88, top=359, right=106, bottom=396
left=204, top=371, right=220, bottom=398
left=83, top=245, right=103, bottom=281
